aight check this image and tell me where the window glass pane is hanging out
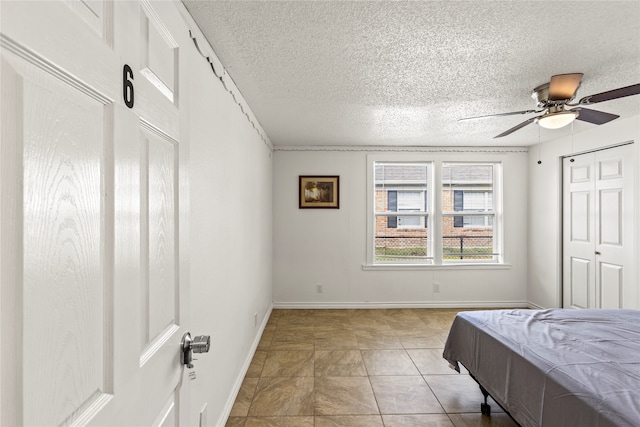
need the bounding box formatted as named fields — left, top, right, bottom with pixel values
left=374, top=162, right=431, bottom=263
left=442, top=163, right=497, bottom=262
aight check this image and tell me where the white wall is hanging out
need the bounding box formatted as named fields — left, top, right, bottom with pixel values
left=273, top=148, right=529, bottom=308
left=527, top=115, right=640, bottom=309
left=180, top=8, right=274, bottom=426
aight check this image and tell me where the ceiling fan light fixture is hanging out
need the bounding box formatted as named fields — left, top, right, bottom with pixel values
left=537, top=110, right=579, bottom=129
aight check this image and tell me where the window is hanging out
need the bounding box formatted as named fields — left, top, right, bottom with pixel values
left=372, top=160, right=502, bottom=265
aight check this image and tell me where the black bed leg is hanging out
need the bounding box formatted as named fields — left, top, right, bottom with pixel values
left=479, top=385, right=491, bottom=416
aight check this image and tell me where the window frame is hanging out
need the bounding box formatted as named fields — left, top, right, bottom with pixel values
left=367, top=154, right=504, bottom=268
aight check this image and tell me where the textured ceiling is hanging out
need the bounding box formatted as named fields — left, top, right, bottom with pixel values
left=182, top=1, right=640, bottom=147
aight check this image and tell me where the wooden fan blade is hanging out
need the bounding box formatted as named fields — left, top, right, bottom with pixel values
left=578, top=83, right=640, bottom=105
left=573, top=107, right=619, bottom=125
left=459, top=110, right=538, bottom=121
left=549, top=73, right=584, bottom=101
left=494, top=117, right=537, bottom=138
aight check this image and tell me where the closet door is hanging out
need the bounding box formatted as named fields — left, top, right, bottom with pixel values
left=563, top=144, right=635, bottom=309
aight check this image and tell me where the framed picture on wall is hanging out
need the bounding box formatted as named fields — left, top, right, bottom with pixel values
left=299, top=175, right=340, bottom=209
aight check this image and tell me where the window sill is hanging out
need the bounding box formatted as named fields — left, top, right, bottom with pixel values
left=361, top=263, right=512, bottom=271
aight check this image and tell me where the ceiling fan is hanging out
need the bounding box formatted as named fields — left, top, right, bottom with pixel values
left=459, top=73, right=640, bottom=138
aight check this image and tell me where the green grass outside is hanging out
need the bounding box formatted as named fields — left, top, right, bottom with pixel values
left=376, top=246, right=493, bottom=261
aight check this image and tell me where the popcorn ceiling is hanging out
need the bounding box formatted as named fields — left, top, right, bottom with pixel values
left=182, top=1, right=640, bottom=147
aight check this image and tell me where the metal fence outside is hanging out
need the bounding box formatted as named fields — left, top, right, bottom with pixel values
left=375, top=235, right=493, bottom=260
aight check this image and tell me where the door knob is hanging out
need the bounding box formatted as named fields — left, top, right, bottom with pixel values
left=181, top=332, right=210, bottom=369
left=595, top=251, right=601, bottom=255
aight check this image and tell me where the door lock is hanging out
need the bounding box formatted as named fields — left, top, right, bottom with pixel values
left=181, top=332, right=210, bottom=369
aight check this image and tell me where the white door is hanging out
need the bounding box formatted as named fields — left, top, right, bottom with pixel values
left=562, top=143, right=635, bottom=309
left=1, top=1, right=191, bottom=426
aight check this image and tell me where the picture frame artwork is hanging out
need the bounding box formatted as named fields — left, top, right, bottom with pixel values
left=299, top=175, right=340, bottom=209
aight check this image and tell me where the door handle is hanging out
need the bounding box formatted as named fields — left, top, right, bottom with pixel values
left=181, top=332, right=210, bottom=369
left=595, top=251, right=601, bottom=255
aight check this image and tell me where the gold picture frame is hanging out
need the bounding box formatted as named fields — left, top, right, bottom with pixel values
left=299, top=176, right=340, bottom=209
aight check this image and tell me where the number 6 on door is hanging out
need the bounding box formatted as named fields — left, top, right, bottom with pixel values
left=123, top=64, right=134, bottom=108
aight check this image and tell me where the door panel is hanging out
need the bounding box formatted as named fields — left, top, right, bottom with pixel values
left=1, top=1, right=190, bottom=426
left=144, top=123, right=178, bottom=349
left=600, top=263, right=622, bottom=309
left=599, top=189, right=622, bottom=245
left=570, top=191, right=590, bottom=241
left=140, top=3, right=178, bottom=103
left=569, top=257, right=590, bottom=308
left=22, top=66, right=112, bottom=427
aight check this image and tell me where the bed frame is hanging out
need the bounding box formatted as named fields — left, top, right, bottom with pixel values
left=443, top=309, right=640, bottom=427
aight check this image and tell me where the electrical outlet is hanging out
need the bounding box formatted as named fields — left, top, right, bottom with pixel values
left=433, top=283, right=440, bottom=293
left=254, top=312, right=258, bottom=327
left=316, top=284, right=323, bottom=293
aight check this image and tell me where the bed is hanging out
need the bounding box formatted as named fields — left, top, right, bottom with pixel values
left=442, top=309, right=640, bottom=427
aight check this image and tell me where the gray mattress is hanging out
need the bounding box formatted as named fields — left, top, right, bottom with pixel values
left=442, top=309, right=640, bottom=427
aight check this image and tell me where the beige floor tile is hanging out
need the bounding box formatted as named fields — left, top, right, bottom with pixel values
left=369, top=376, right=444, bottom=414
left=349, top=315, right=394, bottom=332
left=448, top=413, right=518, bottom=427
left=382, top=414, right=455, bottom=427
left=314, top=377, right=379, bottom=415
left=314, top=315, right=352, bottom=328
left=414, top=310, right=458, bottom=329
left=246, top=351, right=268, bottom=378
left=261, top=351, right=314, bottom=377
left=248, top=377, right=314, bottom=416
left=273, top=324, right=314, bottom=335
left=269, top=339, right=314, bottom=351
left=315, top=329, right=359, bottom=350
left=314, top=309, right=350, bottom=317
left=244, top=416, right=314, bottom=427
left=270, top=329, right=314, bottom=350
left=315, top=415, right=385, bottom=426
left=230, top=378, right=260, bottom=417
left=257, top=331, right=273, bottom=351
left=424, top=375, right=504, bottom=414
left=399, top=334, right=446, bottom=349
left=225, top=416, right=246, bottom=427
left=361, top=349, right=420, bottom=375
left=407, top=348, right=456, bottom=375
left=382, top=315, right=422, bottom=332
left=355, top=330, right=403, bottom=349
left=314, top=350, right=367, bottom=377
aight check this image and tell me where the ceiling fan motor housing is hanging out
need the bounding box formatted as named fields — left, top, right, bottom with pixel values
left=531, top=83, right=551, bottom=108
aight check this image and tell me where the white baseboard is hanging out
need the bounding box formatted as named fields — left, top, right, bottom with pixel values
left=216, top=304, right=274, bottom=427
left=527, top=302, right=546, bottom=310
left=272, top=301, right=530, bottom=309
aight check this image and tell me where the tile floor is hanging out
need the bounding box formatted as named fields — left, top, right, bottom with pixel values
left=226, top=308, right=518, bottom=427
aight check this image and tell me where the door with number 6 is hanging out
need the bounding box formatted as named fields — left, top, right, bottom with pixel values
left=1, top=1, right=191, bottom=425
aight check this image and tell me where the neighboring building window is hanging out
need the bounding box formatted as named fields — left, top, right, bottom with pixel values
left=373, top=161, right=501, bottom=265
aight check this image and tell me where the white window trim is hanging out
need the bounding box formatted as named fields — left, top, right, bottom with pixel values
left=366, top=153, right=505, bottom=268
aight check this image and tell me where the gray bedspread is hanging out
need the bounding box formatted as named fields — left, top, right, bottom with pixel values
left=443, top=309, right=640, bottom=427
